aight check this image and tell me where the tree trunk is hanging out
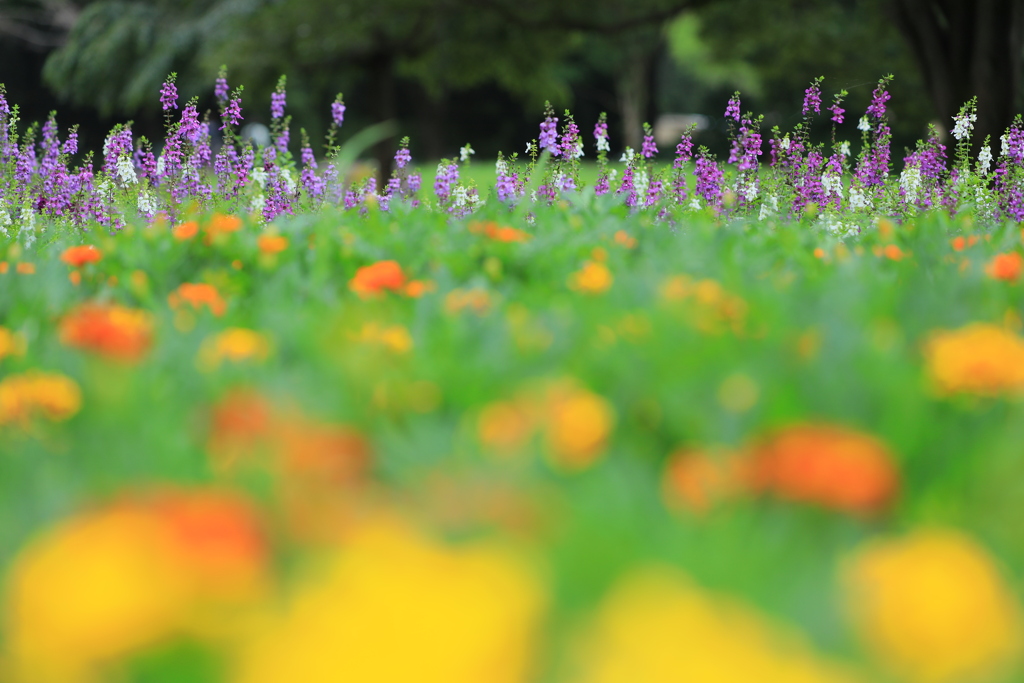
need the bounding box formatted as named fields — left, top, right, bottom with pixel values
left=368, top=53, right=397, bottom=182
left=617, top=53, right=651, bottom=153
left=892, top=0, right=1024, bottom=150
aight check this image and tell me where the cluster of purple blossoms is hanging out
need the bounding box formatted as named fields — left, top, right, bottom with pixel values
left=694, top=153, right=724, bottom=207
left=159, top=77, right=178, bottom=111
left=724, top=94, right=741, bottom=123
left=395, top=147, right=412, bottom=169
left=866, top=80, right=892, bottom=118
left=641, top=131, right=658, bottom=159
left=802, top=80, right=822, bottom=117
left=221, top=97, right=243, bottom=130
left=331, top=98, right=346, bottom=127
left=561, top=119, right=581, bottom=159
left=434, top=161, right=459, bottom=204
left=829, top=95, right=845, bottom=125
left=539, top=114, right=559, bottom=154
left=271, top=91, right=287, bottom=120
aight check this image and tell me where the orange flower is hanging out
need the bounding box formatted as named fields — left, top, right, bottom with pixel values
left=403, top=279, right=435, bottom=298
left=0, top=370, right=81, bottom=426
left=478, top=400, right=535, bottom=453
left=951, top=235, right=979, bottom=252
left=613, top=230, right=637, bottom=249
left=349, top=260, right=406, bottom=297
left=16, top=262, right=35, bottom=275
left=568, top=261, right=613, bottom=294
left=172, top=221, right=199, bottom=241
left=198, top=328, right=272, bottom=369
left=275, top=418, right=371, bottom=485
left=469, top=220, right=531, bottom=243
left=60, top=245, right=102, bottom=268
left=985, top=252, right=1023, bottom=282
left=740, top=424, right=899, bottom=515
left=923, top=323, right=1024, bottom=396
left=542, top=381, right=614, bottom=470
left=168, top=283, right=227, bottom=317
left=0, top=261, right=8, bottom=274
left=257, top=234, right=289, bottom=254
left=206, top=213, right=243, bottom=236
left=662, top=448, right=738, bottom=514
left=445, top=288, right=492, bottom=315
left=206, top=390, right=276, bottom=469
left=0, top=326, right=27, bottom=360
left=59, top=303, right=154, bottom=363
left=883, top=244, right=905, bottom=261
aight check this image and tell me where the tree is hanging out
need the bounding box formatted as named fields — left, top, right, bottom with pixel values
left=892, top=0, right=1024, bottom=149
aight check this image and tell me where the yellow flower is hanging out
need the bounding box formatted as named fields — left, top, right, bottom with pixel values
left=923, top=323, right=1024, bottom=396
left=198, top=328, right=272, bottom=370
left=354, top=322, right=413, bottom=354
left=0, top=326, right=27, bottom=360
left=573, top=566, right=862, bottom=683
left=841, top=529, right=1022, bottom=682
left=0, top=371, right=81, bottom=426
left=569, top=261, right=613, bottom=294
left=659, top=275, right=748, bottom=335
left=542, top=381, right=614, bottom=470
left=445, top=288, right=493, bottom=316
left=235, top=518, right=546, bottom=683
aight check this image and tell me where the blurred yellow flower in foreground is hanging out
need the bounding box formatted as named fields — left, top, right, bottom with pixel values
left=923, top=323, right=1024, bottom=396
left=569, top=261, right=613, bottom=294
left=4, top=489, right=268, bottom=681
left=0, top=326, right=27, bottom=360
left=573, top=566, right=862, bottom=683
left=199, top=328, right=272, bottom=370
left=235, top=518, right=546, bottom=683
left=0, top=370, right=81, bottom=427
left=841, top=529, right=1022, bottom=682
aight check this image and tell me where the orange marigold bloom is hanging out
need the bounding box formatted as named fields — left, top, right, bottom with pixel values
left=445, top=288, right=492, bottom=315
left=60, top=245, right=102, bottom=268
left=168, top=283, right=228, bottom=317
left=478, top=400, right=535, bottom=453
left=59, top=303, right=154, bottom=363
left=951, top=235, right=979, bottom=252
left=0, top=261, right=8, bottom=273
left=0, top=371, right=81, bottom=426
left=349, top=260, right=406, bottom=297
left=198, top=328, right=272, bottom=370
left=542, top=382, right=614, bottom=470
left=662, top=448, right=737, bottom=514
left=740, top=424, right=899, bottom=515
left=0, top=326, right=27, bottom=360
left=883, top=244, right=905, bottom=261
left=470, top=220, right=531, bottom=243
left=15, top=262, right=35, bottom=275
left=403, top=279, right=435, bottom=298
left=923, top=323, right=1024, bottom=396
left=613, top=230, right=637, bottom=249
left=985, top=252, right=1023, bottom=282
left=206, top=213, right=243, bottom=236
left=257, top=234, right=289, bottom=254
left=206, top=390, right=276, bottom=469
left=172, top=221, right=200, bottom=241
left=568, top=261, right=613, bottom=294
left=275, top=418, right=371, bottom=485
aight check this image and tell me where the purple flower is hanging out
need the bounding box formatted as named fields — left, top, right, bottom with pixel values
left=221, top=97, right=243, bottom=130
left=407, top=173, right=421, bottom=194
left=866, top=80, right=891, bottom=119
left=802, top=80, right=822, bottom=117
left=561, top=119, right=580, bottom=159
left=214, top=76, right=229, bottom=102
left=395, top=147, right=412, bottom=169
left=674, top=132, right=694, bottom=170
left=159, top=76, right=178, bottom=111
left=594, top=171, right=610, bottom=196
left=539, top=115, right=559, bottom=154
left=644, top=178, right=663, bottom=207
left=331, top=97, right=346, bottom=126
left=641, top=132, right=658, bottom=159
left=724, top=93, right=741, bottom=122
left=434, top=161, right=458, bottom=203
left=271, top=91, right=286, bottom=120
left=694, top=154, right=724, bottom=207
left=62, top=129, right=78, bottom=157
left=594, top=119, right=609, bottom=153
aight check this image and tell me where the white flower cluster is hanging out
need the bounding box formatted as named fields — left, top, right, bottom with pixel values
left=848, top=186, right=869, bottom=210
left=0, top=209, right=11, bottom=237
left=857, top=116, right=871, bottom=133
left=115, top=154, right=138, bottom=185
left=20, top=209, right=37, bottom=248
left=977, top=145, right=993, bottom=176
left=633, top=169, right=649, bottom=198
left=596, top=135, right=610, bottom=153
left=252, top=166, right=268, bottom=189
left=821, top=172, right=843, bottom=198
left=778, top=136, right=791, bottom=151
left=758, top=194, right=778, bottom=220
left=571, top=139, right=585, bottom=159
left=951, top=111, right=977, bottom=141
left=737, top=178, right=758, bottom=203
left=137, top=189, right=157, bottom=216
left=839, top=141, right=851, bottom=157
left=899, top=164, right=922, bottom=204
left=460, top=144, right=475, bottom=163
left=619, top=147, right=635, bottom=163
left=495, top=157, right=508, bottom=176
left=281, top=169, right=297, bottom=195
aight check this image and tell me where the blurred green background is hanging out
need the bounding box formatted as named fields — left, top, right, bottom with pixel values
left=1, top=0, right=1021, bottom=171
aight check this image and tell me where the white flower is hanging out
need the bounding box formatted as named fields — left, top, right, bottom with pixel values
left=737, top=178, right=758, bottom=202
left=758, top=194, right=778, bottom=221
left=573, top=139, right=585, bottom=159
left=252, top=166, right=267, bottom=189
left=20, top=209, right=37, bottom=248
left=848, top=186, right=869, bottom=210
left=608, top=168, right=618, bottom=181
left=596, top=136, right=610, bottom=153
left=978, top=145, right=993, bottom=176
left=0, top=209, right=11, bottom=237
left=281, top=169, right=297, bottom=194
left=778, top=136, right=791, bottom=151
left=839, top=141, right=851, bottom=157
left=115, top=154, right=138, bottom=185
left=495, top=157, right=508, bottom=176
left=460, top=144, right=475, bottom=163
left=251, top=193, right=265, bottom=213
left=857, top=116, right=871, bottom=132
left=634, top=169, right=649, bottom=198
left=899, top=164, right=922, bottom=203
left=688, top=196, right=701, bottom=211
left=821, top=172, right=843, bottom=198
left=1001, top=133, right=1010, bottom=157
left=951, top=112, right=977, bottom=141
left=155, top=155, right=166, bottom=177
left=137, top=189, right=157, bottom=216
left=525, top=142, right=535, bottom=155
left=619, top=147, right=635, bottom=163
